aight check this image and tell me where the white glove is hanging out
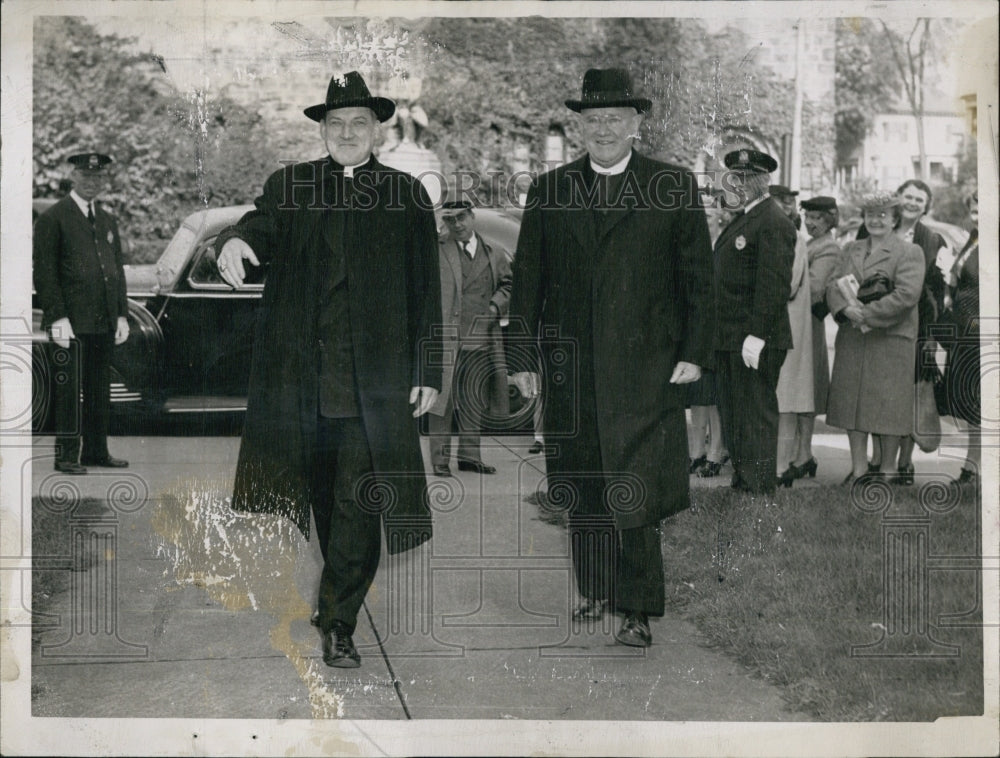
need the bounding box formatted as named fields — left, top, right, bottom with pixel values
left=741, top=335, right=765, bottom=370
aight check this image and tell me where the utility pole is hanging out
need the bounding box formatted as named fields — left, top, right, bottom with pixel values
left=790, top=18, right=805, bottom=191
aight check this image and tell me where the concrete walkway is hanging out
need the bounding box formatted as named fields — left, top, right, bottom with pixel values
left=29, top=426, right=973, bottom=721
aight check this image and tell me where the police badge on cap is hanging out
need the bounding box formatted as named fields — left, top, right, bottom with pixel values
left=67, top=152, right=113, bottom=171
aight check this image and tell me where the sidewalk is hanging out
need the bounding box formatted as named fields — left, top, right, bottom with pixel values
left=29, top=427, right=972, bottom=721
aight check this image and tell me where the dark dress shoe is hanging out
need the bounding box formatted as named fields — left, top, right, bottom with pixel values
left=80, top=456, right=129, bottom=468
left=867, top=462, right=882, bottom=474
left=322, top=623, right=361, bottom=668
left=458, top=460, right=496, bottom=474
left=55, top=461, right=87, bottom=475
left=432, top=465, right=452, bottom=477
left=528, top=441, right=544, bottom=455
left=689, top=454, right=707, bottom=474
left=957, top=467, right=977, bottom=484
left=615, top=612, right=652, bottom=648
left=777, top=469, right=795, bottom=488
left=889, top=463, right=914, bottom=485
left=697, top=459, right=724, bottom=478
left=571, top=598, right=607, bottom=621
left=792, top=457, right=818, bottom=479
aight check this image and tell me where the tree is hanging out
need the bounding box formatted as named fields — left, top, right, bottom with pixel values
left=33, top=18, right=277, bottom=262
left=834, top=18, right=899, bottom=165
left=879, top=19, right=937, bottom=181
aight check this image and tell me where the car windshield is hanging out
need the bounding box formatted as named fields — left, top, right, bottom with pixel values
left=156, top=223, right=200, bottom=286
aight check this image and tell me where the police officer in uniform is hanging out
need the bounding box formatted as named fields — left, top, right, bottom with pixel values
left=34, top=152, right=130, bottom=474
left=712, top=149, right=796, bottom=494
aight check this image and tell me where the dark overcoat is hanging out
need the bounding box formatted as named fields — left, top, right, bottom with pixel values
left=510, top=152, right=715, bottom=530
left=215, top=156, right=442, bottom=553
left=712, top=197, right=796, bottom=352
left=33, top=196, right=127, bottom=333
left=428, top=231, right=511, bottom=421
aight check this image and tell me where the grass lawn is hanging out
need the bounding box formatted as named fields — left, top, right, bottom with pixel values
left=662, top=481, right=984, bottom=721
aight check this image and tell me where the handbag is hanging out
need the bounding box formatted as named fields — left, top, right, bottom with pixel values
left=912, top=378, right=942, bottom=453
left=857, top=273, right=894, bottom=304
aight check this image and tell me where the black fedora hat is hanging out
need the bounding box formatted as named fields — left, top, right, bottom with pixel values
left=304, top=71, right=395, bottom=123
left=800, top=196, right=837, bottom=212
left=565, top=68, right=652, bottom=114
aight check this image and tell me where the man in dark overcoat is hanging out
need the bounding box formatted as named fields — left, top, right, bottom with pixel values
left=509, top=68, right=715, bottom=648
left=33, top=152, right=131, bottom=474
left=712, top=149, right=796, bottom=494
left=426, top=200, right=512, bottom=476
left=215, top=72, right=442, bottom=668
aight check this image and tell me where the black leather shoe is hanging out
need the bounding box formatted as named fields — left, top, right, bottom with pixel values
left=80, top=456, right=129, bottom=468
left=889, top=463, right=914, bottom=485
left=528, top=441, right=544, bottom=455
left=458, top=460, right=496, bottom=474
left=432, top=465, right=452, bottom=477
left=615, top=612, right=652, bottom=647
left=55, top=461, right=87, bottom=475
left=957, top=467, right=977, bottom=484
left=571, top=598, right=607, bottom=621
left=322, top=623, right=361, bottom=668
left=778, top=469, right=795, bottom=488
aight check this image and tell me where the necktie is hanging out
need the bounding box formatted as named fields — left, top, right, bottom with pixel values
left=462, top=242, right=472, bottom=259
left=87, top=203, right=95, bottom=225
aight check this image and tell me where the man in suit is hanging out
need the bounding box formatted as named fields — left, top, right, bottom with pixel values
left=713, top=149, right=796, bottom=494
left=426, top=200, right=512, bottom=477
left=33, top=152, right=131, bottom=474
left=215, top=72, right=442, bottom=668
left=769, top=184, right=801, bottom=230
left=510, top=68, right=715, bottom=648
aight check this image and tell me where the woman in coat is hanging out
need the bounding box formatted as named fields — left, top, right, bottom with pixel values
left=826, top=191, right=926, bottom=483
left=942, top=192, right=980, bottom=484
left=781, top=196, right=841, bottom=483
left=859, top=179, right=947, bottom=483
left=775, top=204, right=814, bottom=486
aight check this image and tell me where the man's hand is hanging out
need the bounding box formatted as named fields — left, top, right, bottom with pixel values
left=409, top=386, right=438, bottom=417
left=512, top=371, right=540, bottom=398
left=669, top=361, right=702, bottom=384
left=114, top=316, right=130, bottom=346
left=217, top=238, right=260, bottom=289
left=741, top=335, right=765, bottom=370
left=50, top=317, right=74, bottom=349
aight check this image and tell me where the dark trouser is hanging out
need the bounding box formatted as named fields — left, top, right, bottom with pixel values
left=569, top=514, right=665, bottom=616
left=311, top=416, right=381, bottom=635
left=715, top=348, right=786, bottom=494
left=54, top=333, right=113, bottom=464
left=427, top=346, right=488, bottom=466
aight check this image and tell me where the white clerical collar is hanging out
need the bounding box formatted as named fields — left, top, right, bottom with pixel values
left=342, top=161, right=366, bottom=179
left=590, top=152, right=631, bottom=176
left=69, top=190, right=93, bottom=216
left=744, top=194, right=769, bottom=214
left=460, top=234, right=478, bottom=258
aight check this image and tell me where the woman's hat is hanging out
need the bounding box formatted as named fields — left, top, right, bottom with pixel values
left=565, top=68, right=652, bottom=114
left=858, top=190, right=900, bottom=210
left=304, top=71, right=396, bottom=123
left=800, top=196, right=837, bottom=211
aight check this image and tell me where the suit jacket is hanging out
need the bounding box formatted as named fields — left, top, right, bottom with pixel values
left=712, top=197, right=796, bottom=351
left=33, top=195, right=127, bottom=333
left=216, top=155, right=442, bottom=550
left=510, top=151, right=715, bottom=528
left=429, top=231, right=511, bottom=417
left=826, top=233, right=925, bottom=340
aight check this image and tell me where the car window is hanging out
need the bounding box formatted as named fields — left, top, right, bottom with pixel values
left=188, top=238, right=266, bottom=289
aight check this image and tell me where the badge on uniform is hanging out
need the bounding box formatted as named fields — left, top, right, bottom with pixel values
left=107, top=230, right=114, bottom=244
left=735, top=235, right=746, bottom=250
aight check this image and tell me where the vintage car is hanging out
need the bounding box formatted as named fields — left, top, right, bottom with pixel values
left=32, top=202, right=534, bottom=433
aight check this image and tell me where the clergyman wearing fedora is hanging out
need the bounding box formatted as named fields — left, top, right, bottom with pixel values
left=712, top=149, right=796, bottom=494
left=509, top=68, right=715, bottom=648
left=33, top=152, right=131, bottom=474
left=214, top=72, right=442, bottom=668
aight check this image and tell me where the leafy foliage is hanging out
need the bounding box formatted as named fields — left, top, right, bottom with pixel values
left=33, top=18, right=277, bottom=263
